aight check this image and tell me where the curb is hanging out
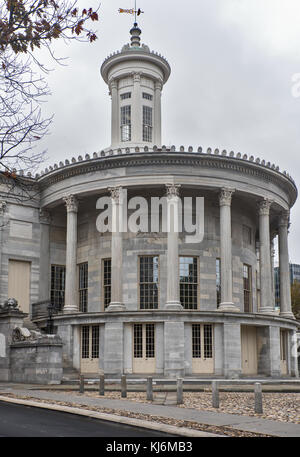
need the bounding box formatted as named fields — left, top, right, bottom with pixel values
left=0, top=395, right=223, bottom=438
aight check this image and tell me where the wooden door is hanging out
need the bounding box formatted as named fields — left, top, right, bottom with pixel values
left=241, top=326, right=258, bottom=375
left=8, top=260, right=31, bottom=313
left=133, top=324, right=156, bottom=373
left=80, top=325, right=100, bottom=373
left=192, top=324, right=214, bottom=374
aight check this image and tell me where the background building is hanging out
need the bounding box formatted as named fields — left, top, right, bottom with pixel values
left=275, top=263, right=300, bottom=308
left=0, top=24, right=299, bottom=381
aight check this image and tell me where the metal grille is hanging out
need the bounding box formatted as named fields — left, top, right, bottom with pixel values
left=134, top=324, right=143, bottom=358
left=243, top=264, right=252, bottom=312
left=216, top=258, right=221, bottom=307
left=143, top=92, right=153, bottom=100
left=79, top=262, right=88, bottom=312
left=145, top=324, right=155, bottom=358
left=91, top=325, right=99, bottom=359
left=192, top=324, right=201, bottom=358
left=50, top=265, right=65, bottom=310
left=81, top=326, right=89, bottom=359
left=121, top=105, right=131, bottom=141
left=180, top=257, right=198, bottom=309
left=103, top=258, right=111, bottom=308
left=120, top=92, right=131, bottom=100
left=143, top=105, right=152, bottom=142
left=139, top=256, right=159, bottom=309
left=204, top=324, right=213, bottom=358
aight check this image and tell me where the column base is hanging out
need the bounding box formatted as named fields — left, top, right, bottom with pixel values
left=106, top=302, right=126, bottom=312
left=279, top=311, right=295, bottom=319
left=259, top=307, right=277, bottom=315
left=63, top=306, right=78, bottom=314
left=165, top=302, right=183, bottom=311
left=217, top=302, right=240, bottom=312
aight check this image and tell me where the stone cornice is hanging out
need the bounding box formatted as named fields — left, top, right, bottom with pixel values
left=37, top=153, right=297, bottom=207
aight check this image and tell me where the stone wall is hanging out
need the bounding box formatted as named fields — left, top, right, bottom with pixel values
left=10, top=335, right=63, bottom=384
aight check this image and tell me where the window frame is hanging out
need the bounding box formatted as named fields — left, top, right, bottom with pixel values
left=120, top=105, right=131, bottom=142
left=50, top=264, right=66, bottom=310
left=179, top=256, right=199, bottom=310
left=102, top=258, right=112, bottom=310
left=142, top=105, right=153, bottom=142
left=78, top=262, right=88, bottom=313
left=243, top=263, right=252, bottom=313
left=138, top=255, right=160, bottom=310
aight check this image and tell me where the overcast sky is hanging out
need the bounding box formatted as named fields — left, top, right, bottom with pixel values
left=36, top=0, right=300, bottom=263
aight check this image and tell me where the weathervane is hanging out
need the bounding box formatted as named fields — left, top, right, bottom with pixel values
left=119, top=1, right=144, bottom=23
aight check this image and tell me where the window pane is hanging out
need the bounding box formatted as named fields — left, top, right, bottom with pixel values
left=192, top=324, right=201, bottom=358
left=79, top=262, right=88, bottom=312
left=134, top=324, right=143, bottom=358
left=121, top=105, right=131, bottom=141
left=146, top=324, right=155, bottom=358
left=103, top=259, right=111, bottom=308
left=81, top=326, right=89, bottom=359
left=180, top=257, right=198, bottom=309
left=143, top=106, right=152, bottom=142
left=51, top=265, right=65, bottom=310
left=204, top=324, right=213, bottom=358
left=91, top=326, right=99, bottom=359
left=139, top=256, right=159, bottom=309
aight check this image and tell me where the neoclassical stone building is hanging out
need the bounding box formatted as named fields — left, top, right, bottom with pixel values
left=0, top=24, right=299, bottom=379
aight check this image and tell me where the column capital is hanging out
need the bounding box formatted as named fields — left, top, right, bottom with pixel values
left=0, top=200, right=7, bottom=215
left=63, top=195, right=78, bottom=213
left=219, top=188, right=235, bottom=207
left=108, top=78, right=118, bottom=92
left=278, top=210, right=290, bottom=228
left=165, top=184, right=181, bottom=199
left=39, top=208, right=51, bottom=224
left=155, top=79, right=163, bottom=91
left=258, top=198, right=272, bottom=216
left=108, top=186, right=123, bottom=203
left=132, top=72, right=141, bottom=83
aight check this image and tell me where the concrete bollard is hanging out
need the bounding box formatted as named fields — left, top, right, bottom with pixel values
left=79, top=375, right=84, bottom=394
left=99, top=374, right=105, bottom=396
left=121, top=374, right=127, bottom=398
left=212, top=381, right=219, bottom=408
left=147, top=377, right=153, bottom=401
left=254, top=382, right=263, bottom=414
left=177, top=378, right=183, bottom=405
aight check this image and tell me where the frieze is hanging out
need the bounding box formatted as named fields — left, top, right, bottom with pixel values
left=37, top=153, right=297, bottom=205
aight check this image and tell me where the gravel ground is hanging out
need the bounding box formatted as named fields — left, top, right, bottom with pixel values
left=67, top=390, right=300, bottom=424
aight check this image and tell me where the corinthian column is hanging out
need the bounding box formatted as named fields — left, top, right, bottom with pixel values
left=218, top=188, right=239, bottom=312
left=154, top=80, right=162, bottom=147
left=106, top=186, right=126, bottom=312
left=63, top=195, right=78, bottom=313
left=258, top=199, right=275, bottom=314
left=109, top=79, right=119, bottom=148
left=278, top=210, right=295, bottom=319
left=165, top=184, right=183, bottom=311
left=132, top=72, right=142, bottom=143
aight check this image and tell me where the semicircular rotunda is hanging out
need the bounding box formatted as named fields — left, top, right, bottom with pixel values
left=0, top=24, right=299, bottom=380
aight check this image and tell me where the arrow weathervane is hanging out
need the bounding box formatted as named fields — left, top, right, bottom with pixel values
left=119, top=1, right=144, bottom=23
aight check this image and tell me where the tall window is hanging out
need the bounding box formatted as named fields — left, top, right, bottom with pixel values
left=103, top=258, right=111, bottom=309
left=143, top=105, right=152, bottom=142
left=180, top=257, right=198, bottom=309
left=243, top=264, right=252, bottom=312
left=79, top=262, right=88, bottom=312
left=51, top=265, right=65, bottom=310
left=139, top=256, right=159, bottom=309
left=121, top=105, right=131, bottom=141
left=216, top=258, right=221, bottom=307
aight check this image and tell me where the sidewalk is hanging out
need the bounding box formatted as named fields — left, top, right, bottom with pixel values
left=0, top=383, right=299, bottom=437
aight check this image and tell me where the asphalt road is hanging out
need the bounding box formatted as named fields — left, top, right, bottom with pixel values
left=0, top=401, right=174, bottom=437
